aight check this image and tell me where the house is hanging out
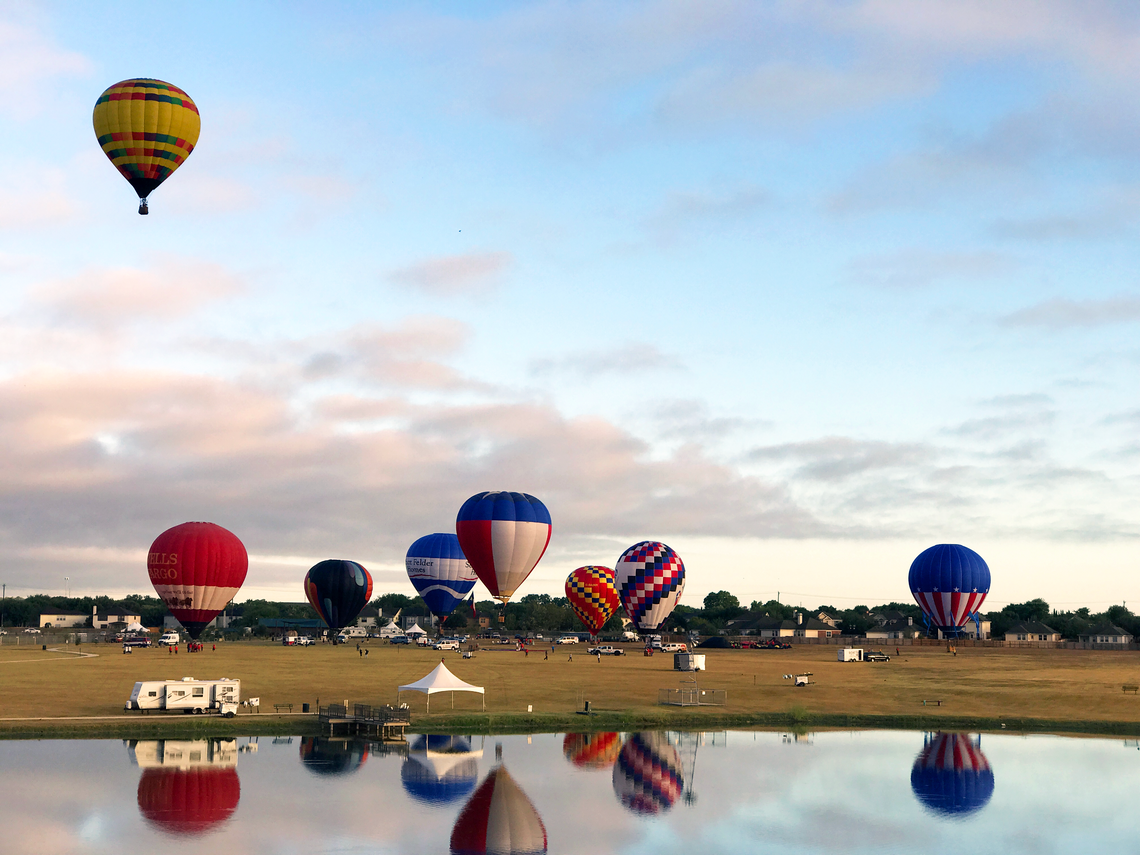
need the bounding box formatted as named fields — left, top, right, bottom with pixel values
left=736, top=613, right=840, bottom=639
left=355, top=606, right=381, bottom=629
left=92, top=603, right=142, bottom=629
left=38, top=610, right=89, bottom=628
left=815, top=611, right=840, bottom=628
left=1003, top=620, right=1061, bottom=643
left=936, top=620, right=991, bottom=641
left=1079, top=623, right=1134, bottom=646
left=164, top=614, right=235, bottom=631
left=866, top=616, right=925, bottom=640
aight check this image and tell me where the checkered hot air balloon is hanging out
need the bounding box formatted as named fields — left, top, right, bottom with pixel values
left=406, top=533, right=478, bottom=620
left=451, top=765, right=547, bottom=855
left=565, top=566, right=620, bottom=639
left=562, top=732, right=620, bottom=770
left=908, top=544, right=990, bottom=635
left=612, top=732, right=684, bottom=815
left=93, top=79, right=201, bottom=214
left=456, top=492, right=551, bottom=605
left=614, top=541, right=685, bottom=633
left=910, top=733, right=994, bottom=817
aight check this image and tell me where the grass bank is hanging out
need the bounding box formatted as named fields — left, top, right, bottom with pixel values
left=2, top=640, right=1138, bottom=738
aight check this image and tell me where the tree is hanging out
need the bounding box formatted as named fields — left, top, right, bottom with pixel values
left=703, top=591, right=744, bottom=623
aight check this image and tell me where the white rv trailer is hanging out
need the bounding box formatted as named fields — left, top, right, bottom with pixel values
left=126, top=677, right=240, bottom=716
left=128, top=738, right=238, bottom=769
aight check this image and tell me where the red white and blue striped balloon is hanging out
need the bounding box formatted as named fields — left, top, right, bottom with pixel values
left=406, top=533, right=477, bottom=618
left=614, top=541, right=685, bottom=632
left=908, top=544, right=990, bottom=632
left=612, top=732, right=684, bottom=815
left=910, top=733, right=994, bottom=817
left=451, top=765, right=547, bottom=855
left=456, top=492, right=551, bottom=604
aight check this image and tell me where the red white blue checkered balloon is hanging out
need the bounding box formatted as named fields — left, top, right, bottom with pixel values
left=614, top=541, right=685, bottom=633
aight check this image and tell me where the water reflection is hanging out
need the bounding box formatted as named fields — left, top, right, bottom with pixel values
left=126, top=739, right=240, bottom=837
left=910, top=733, right=995, bottom=818
left=451, top=764, right=547, bottom=855
left=613, top=732, right=685, bottom=815
left=561, top=732, right=620, bottom=769
left=403, top=734, right=481, bottom=804
left=298, top=736, right=370, bottom=776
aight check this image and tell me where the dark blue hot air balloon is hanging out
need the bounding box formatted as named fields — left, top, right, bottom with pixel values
left=299, top=737, right=369, bottom=777
left=908, top=544, right=990, bottom=635
left=405, top=533, right=478, bottom=619
left=911, top=733, right=994, bottom=818
left=303, top=559, right=373, bottom=632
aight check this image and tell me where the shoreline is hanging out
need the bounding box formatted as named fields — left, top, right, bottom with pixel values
left=3, top=708, right=1140, bottom=740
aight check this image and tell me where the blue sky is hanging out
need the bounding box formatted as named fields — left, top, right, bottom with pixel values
left=1, top=1, right=1138, bottom=609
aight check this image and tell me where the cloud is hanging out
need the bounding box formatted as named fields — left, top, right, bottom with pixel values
left=750, top=436, right=935, bottom=481
left=0, top=17, right=91, bottom=119
left=529, top=343, right=683, bottom=378
left=999, top=295, right=1140, bottom=329
left=388, top=251, right=512, bottom=296
left=847, top=249, right=1014, bottom=289
left=0, top=165, right=79, bottom=228
left=28, top=257, right=245, bottom=328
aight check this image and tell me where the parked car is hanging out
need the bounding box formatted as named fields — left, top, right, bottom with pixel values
left=434, top=639, right=460, bottom=651
left=753, top=639, right=792, bottom=649
left=389, top=635, right=410, bottom=644
left=865, top=650, right=891, bottom=662
left=557, top=636, right=579, bottom=644
left=23, top=628, right=41, bottom=635
left=587, top=645, right=624, bottom=656
left=297, top=636, right=315, bottom=646
left=415, top=636, right=431, bottom=647
left=662, top=642, right=687, bottom=653
left=158, top=631, right=180, bottom=646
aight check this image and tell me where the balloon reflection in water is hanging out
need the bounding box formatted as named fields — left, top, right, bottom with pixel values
left=911, top=733, right=995, bottom=818
left=562, top=732, right=620, bottom=769
left=299, top=737, right=370, bottom=776
left=451, top=765, right=547, bottom=855
left=130, top=739, right=240, bottom=837
left=402, top=735, right=481, bottom=805
left=613, top=732, right=684, bottom=815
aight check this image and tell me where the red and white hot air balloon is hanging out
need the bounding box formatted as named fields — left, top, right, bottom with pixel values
left=451, top=765, right=547, bottom=855
left=147, top=522, right=248, bottom=639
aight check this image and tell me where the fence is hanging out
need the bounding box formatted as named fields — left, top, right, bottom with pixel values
left=658, top=687, right=727, bottom=707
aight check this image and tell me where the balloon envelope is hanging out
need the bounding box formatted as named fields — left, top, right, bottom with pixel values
left=564, top=566, right=620, bottom=637
left=908, top=544, right=991, bottom=632
left=456, top=492, right=551, bottom=603
left=406, top=533, right=478, bottom=617
left=451, top=765, right=547, bottom=855
left=92, top=79, right=200, bottom=210
left=147, top=522, right=248, bottom=639
left=614, top=541, right=685, bottom=633
left=402, top=735, right=480, bottom=804
left=612, top=732, right=684, bottom=815
left=137, top=767, right=240, bottom=836
left=911, top=733, right=995, bottom=817
left=299, top=738, right=369, bottom=777
left=562, top=732, right=620, bottom=770
left=303, top=559, right=373, bottom=631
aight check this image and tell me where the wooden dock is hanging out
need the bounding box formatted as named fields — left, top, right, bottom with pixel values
left=318, top=703, right=410, bottom=739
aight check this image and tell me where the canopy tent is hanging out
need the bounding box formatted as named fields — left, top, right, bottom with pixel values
left=126, top=622, right=146, bottom=633
left=405, top=622, right=428, bottom=637
left=398, top=662, right=485, bottom=712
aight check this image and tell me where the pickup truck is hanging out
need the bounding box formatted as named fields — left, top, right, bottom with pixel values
left=662, top=642, right=687, bottom=653
left=588, top=645, right=624, bottom=656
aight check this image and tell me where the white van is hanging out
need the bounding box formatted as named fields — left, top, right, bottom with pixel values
left=433, top=639, right=460, bottom=651
left=557, top=636, right=579, bottom=644
left=159, top=631, right=180, bottom=646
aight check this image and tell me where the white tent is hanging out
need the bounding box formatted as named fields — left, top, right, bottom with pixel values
left=405, top=622, right=428, bottom=637
left=398, top=661, right=485, bottom=712
left=126, top=622, right=146, bottom=633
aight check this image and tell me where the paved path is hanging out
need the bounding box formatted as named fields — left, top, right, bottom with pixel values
left=0, top=646, right=99, bottom=664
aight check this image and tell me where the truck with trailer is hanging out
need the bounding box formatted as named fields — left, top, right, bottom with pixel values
left=125, top=677, right=241, bottom=716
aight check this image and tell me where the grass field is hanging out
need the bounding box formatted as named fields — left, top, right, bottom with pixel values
left=2, top=639, right=1139, bottom=736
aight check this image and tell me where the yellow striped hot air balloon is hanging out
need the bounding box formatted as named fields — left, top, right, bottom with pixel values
left=92, top=78, right=200, bottom=215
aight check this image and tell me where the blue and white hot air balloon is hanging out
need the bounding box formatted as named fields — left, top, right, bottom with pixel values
left=456, top=492, right=551, bottom=605
left=406, top=533, right=477, bottom=620
left=908, top=544, right=991, bottom=637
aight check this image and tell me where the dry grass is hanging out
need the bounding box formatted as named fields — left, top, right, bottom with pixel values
left=1, top=640, right=1138, bottom=729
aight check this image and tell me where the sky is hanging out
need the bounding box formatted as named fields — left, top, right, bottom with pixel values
left=0, top=1, right=1138, bottom=610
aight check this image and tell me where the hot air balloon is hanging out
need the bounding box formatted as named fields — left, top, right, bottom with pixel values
left=612, top=732, right=684, bottom=815
left=406, top=533, right=478, bottom=621
left=562, top=732, right=620, bottom=770
left=451, top=765, right=547, bottom=855
left=92, top=78, right=200, bottom=214
left=402, top=735, right=481, bottom=805
left=908, top=544, right=991, bottom=636
left=564, top=566, right=620, bottom=640
left=137, top=768, right=240, bottom=836
left=299, top=738, right=369, bottom=777
left=147, top=522, right=247, bottom=640
left=456, top=492, right=551, bottom=605
left=614, top=541, right=685, bottom=634
left=911, top=733, right=994, bottom=817
left=303, top=559, right=373, bottom=634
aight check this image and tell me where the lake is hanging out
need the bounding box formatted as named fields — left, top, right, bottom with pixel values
left=1, top=729, right=1137, bottom=854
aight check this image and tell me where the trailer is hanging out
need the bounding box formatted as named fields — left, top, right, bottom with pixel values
left=126, top=677, right=241, bottom=716
left=838, top=647, right=864, bottom=662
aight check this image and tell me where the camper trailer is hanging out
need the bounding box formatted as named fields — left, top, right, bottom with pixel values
left=125, top=677, right=240, bottom=716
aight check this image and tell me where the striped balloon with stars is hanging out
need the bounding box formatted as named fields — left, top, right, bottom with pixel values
left=908, top=544, right=991, bottom=632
